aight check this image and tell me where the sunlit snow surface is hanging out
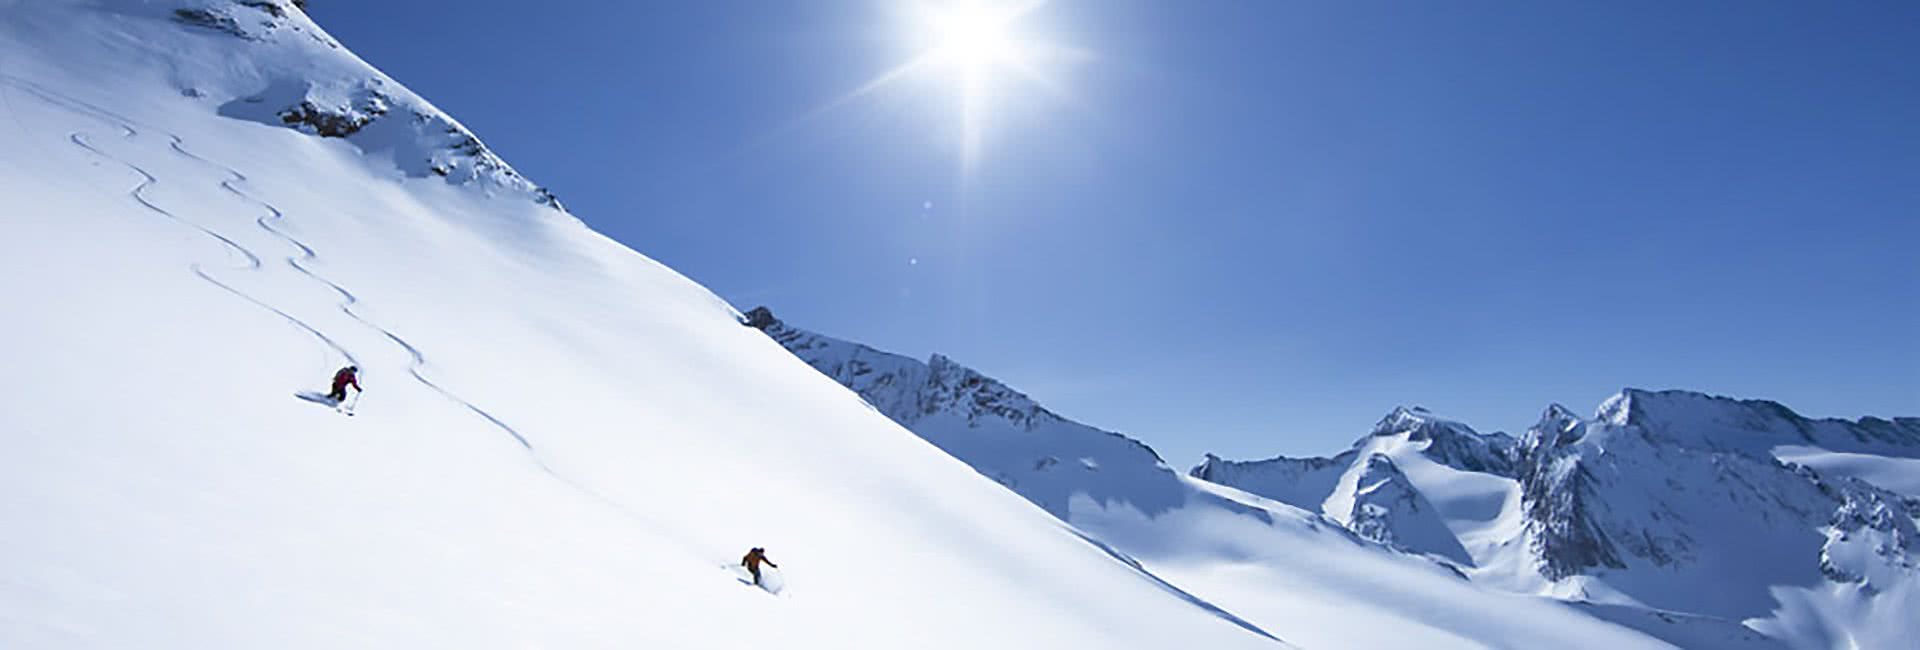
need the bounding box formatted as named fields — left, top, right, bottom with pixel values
left=754, top=302, right=1918, bottom=650
left=5, top=3, right=1910, bottom=650
left=1192, top=396, right=1920, bottom=650
left=0, top=2, right=1281, bottom=647
left=748, top=311, right=1724, bottom=648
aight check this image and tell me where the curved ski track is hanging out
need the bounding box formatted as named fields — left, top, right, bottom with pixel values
left=0, top=75, right=525, bottom=445
left=0, top=75, right=701, bottom=561
left=0, top=78, right=1288, bottom=643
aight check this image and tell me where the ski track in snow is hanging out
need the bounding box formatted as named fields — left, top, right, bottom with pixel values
left=6, top=74, right=1308, bottom=630
left=1, top=75, right=679, bottom=542
left=3, top=74, right=523, bottom=448
left=65, top=127, right=368, bottom=356
left=160, top=134, right=533, bottom=450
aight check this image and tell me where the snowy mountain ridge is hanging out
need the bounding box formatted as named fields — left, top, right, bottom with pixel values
left=3, top=2, right=1901, bottom=648
left=742, top=306, right=1181, bottom=518
left=170, top=0, right=564, bottom=209
left=1202, top=389, right=1920, bottom=649
left=745, top=307, right=1807, bottom=649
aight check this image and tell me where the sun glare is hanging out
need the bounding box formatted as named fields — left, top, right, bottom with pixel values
left=806, top=2, right=1073, bottom=171
left=818, top=1, right=1067, bottom=171
left=930, top=7, right=1019, bottom=71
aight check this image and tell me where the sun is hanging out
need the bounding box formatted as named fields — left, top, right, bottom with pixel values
left=917, top=3, right=1041, bottom=166
left=805, top=2, right=1074, bottom=170
left=814, top=1, right=1066, bottom=171
left=928, top=6, right=1020, bottom=72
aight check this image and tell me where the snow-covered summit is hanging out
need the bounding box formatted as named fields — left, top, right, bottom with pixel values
left=1593, top=388, right=1920, bottom=456
left=1345, top=453, right=1474, bottom=564
left=1371, top=405, right=1521, bottom=475
left=1190, top=405, right=1519, bottom=514
left=1200, top=388, right=1920, bottom=649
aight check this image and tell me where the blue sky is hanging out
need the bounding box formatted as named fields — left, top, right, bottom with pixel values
left=312, top=1, right=1918, bottom=463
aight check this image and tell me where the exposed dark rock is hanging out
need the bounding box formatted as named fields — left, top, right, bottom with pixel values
left=1521, top=455, right=1628, bottom=579
left=1820, top=480, right=1919, bottom=582
left=238, top=1, right=287, bottom=19
left=1373, top=406, right=1521, bottom=476
left=276, top=92, right=388, bottom=138
left=741, top=306, right=778, bottom=330
left=172, top=8, right=247, bottom=38
left=532, top=187, right=564, bottom=210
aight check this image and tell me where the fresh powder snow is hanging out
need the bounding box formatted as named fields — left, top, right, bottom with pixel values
left=5, top=3, right=1912, bottom=650
left=0, top=2, right=1280, bottom=648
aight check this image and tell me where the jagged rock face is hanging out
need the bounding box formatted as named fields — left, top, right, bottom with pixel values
left=745, top=307, right=944, bottom=427
left=750, top=300, right=1920, bottom=643
left=1188, top=406, right=1526, bottom=572
left=172, top=7, right=248, bottom=38
left=1596, top=389, right=1920, bottom=455
left=1346, top=454, right=1473, bottom=564
left=1520, top=403, right=1585, bottom=456
left=183, top=1, right=563, bottom=210
left=1374, top=406, right=1520, bottom=476
left=277, top=90, right=388, bottom=137
left=1199, top=388, right=1920, bottom=642
left=921, top=354, right=1063, bottom=430
left=171, top=1, right=337, bottom=47
left=745, top=307, right=1183, bottom=518
left=1512, top=389, right=1918, bottom=620
left=1519, top=445, right=1626, bottom=579
left=1819, top=480, right=1920, bottom=585
left=1518, top=404, right=1625, bottom=579
left=1192, top=407, right=1522, bottom=525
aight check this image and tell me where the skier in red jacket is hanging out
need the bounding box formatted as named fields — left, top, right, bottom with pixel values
left=327, top=365, right=360, bottom=402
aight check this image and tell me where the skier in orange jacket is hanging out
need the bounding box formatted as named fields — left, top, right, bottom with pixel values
left=741, top=547, right=778, bottom=586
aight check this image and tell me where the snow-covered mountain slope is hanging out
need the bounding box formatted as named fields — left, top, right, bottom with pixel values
left=745, top=307, right=1781, bottom=649
left=1193, top=407, right=1528, bottom=568
left=743, top=306, right=1191, bottom=518
left=1197, top=390, right=1920, bottom=649
left=0, top=3, right=1294, bottom=647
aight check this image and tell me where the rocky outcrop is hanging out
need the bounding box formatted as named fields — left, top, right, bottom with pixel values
left=192, top=2, right=561, bottom=211
left=743, top=306, right=1180, bottom=517
left=1201, top=387, right=1920, bottom=631
left=1517, top=404, right=1626, bottom=578
left=746, top=301, right=1920, bottom=640
left=1818, top=478, right=1920, bottom=585
left=277, top=90, right=389, bottom=137
left=1374, top=406, right=1520, bottom=476
left=172, top=7, right=248, bottom=38
left=1347, top=454, right=1474, bottom=564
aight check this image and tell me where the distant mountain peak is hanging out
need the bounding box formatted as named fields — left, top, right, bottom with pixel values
left=1524, top=403, right=1588, bottom=455
left=1362, top=406, right=1520, bottom=476
left=744, top=307, right=1178, bottom=516
left=1348, top=453, right=1474, bottom=564
left=1371, top=405, right=1433, bottom=436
